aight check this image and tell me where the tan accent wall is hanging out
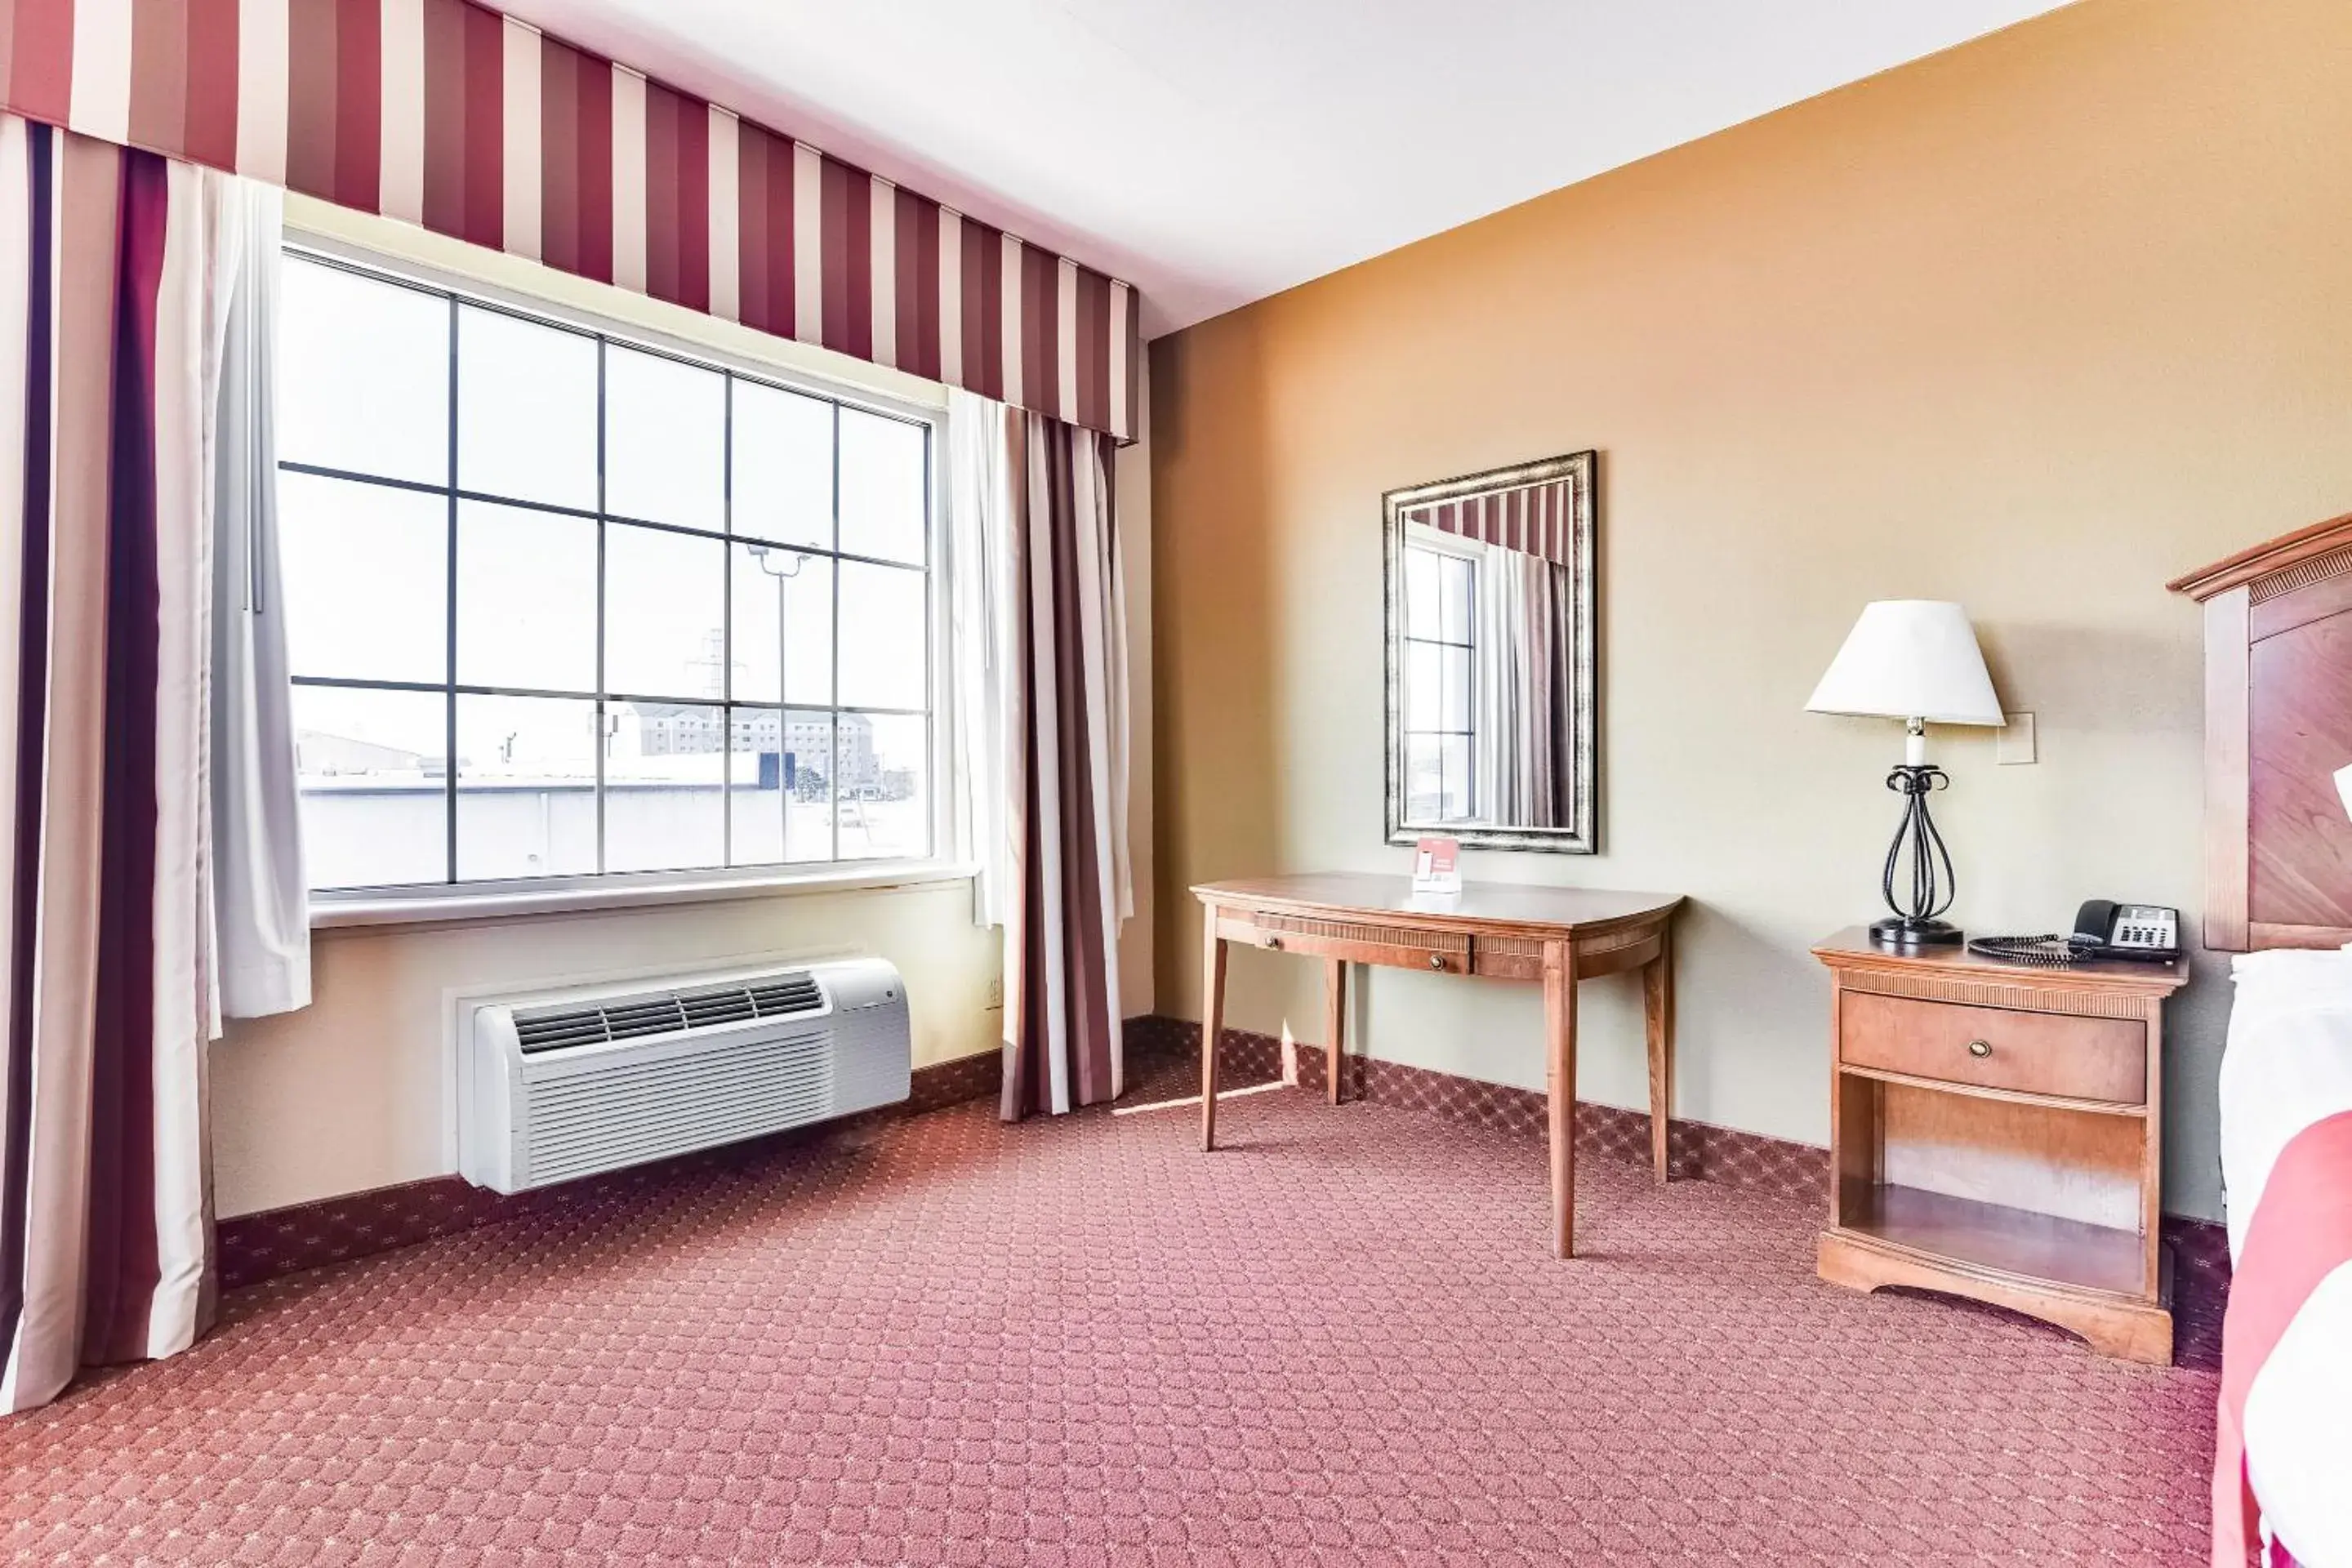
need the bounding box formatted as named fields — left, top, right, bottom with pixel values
left=1149, top=0, right=2352, bottom=1221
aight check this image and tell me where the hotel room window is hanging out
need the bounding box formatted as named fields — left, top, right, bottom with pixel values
left=274, top=249, right=938, bottom=894
left=1401, top=536, right=1478, bottom=822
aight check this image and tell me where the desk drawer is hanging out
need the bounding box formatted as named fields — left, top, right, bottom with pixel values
left=1838, top=991, right=2145, bottom=1105
left=1247, top=911, right=1471, bottom=974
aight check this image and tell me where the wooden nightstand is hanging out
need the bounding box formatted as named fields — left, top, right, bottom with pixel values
left=1811, top=931, right=2188, bottom=1364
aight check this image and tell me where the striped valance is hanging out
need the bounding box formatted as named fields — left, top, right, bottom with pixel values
left=1402, top=478, right=1582, bottom=567
left=0, top=0, right=1141, bottom=440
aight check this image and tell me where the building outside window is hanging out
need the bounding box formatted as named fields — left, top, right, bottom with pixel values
left=275, top=247, right=939, bottom=893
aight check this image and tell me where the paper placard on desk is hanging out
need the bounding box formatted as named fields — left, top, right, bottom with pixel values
left=1412, top=836, right=1463, bottom=896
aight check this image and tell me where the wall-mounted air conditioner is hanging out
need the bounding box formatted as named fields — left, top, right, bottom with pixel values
left=459, top=957, right=911, bottom=1194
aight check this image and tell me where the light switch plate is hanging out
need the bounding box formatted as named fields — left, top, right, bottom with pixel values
left=1997, top=711, right=2037, bottom=765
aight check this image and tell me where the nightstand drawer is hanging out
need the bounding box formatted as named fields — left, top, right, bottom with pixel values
left=1838, top=991, right=2145, bottom=1104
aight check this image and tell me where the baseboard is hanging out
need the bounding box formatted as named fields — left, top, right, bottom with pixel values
left=217, top=1013, right=2231, bottom=1370
left=217, top=1046, right=1006, bottom=1291
left=1128, top=1014, right=2230, bottom=1370
left=1125, top=1014, right=1830, bottom=1200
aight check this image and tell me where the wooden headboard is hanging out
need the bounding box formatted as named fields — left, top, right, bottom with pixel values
left=2171, top=511, right=2352, bottom=951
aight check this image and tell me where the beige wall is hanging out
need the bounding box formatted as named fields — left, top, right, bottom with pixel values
left=215, top=883, right=1001, bottom=1216
left=215, top=202, right=1155, bottom=1218
left=1149, top=0, right=2352, bottom=1222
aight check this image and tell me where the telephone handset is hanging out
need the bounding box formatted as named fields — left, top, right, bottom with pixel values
left=1967, top=902, right=2182, bottom=965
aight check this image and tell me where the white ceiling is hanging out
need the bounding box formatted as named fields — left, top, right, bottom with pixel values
left=503, top=0, right=2074, bottom=338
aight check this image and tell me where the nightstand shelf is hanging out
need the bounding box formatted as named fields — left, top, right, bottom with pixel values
left=1812, top=930, right=2188, bottom=1365
left=1838, top=1183, right=2148, bottom=1300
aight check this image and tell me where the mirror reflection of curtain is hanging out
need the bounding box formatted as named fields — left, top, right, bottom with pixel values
left=1475, top=546, right=1575, bottom=828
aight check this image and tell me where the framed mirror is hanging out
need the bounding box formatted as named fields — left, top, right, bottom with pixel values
left=1383, top=451, right=1597, bottom=854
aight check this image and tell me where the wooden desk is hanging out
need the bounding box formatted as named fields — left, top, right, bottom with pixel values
left=1192, top=874, right=1684, bottom=1258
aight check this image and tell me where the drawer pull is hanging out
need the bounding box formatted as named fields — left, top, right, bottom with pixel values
left=1429, top=953, right=1446, bottom=971
left=1264, top=934, right=1282, bottom=951
left=1967, top=1039, right=1993, bottom=1058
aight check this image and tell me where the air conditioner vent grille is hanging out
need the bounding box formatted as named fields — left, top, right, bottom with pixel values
left=679, top=987, right=759, bottom=1029
left=749, top=974, right=825, bottom=1017
left=601, top=996, right=689, bottom=1043
left=512, top=969, right=826, bottom=1055
left=512, top=1006, right=608, bottom=1052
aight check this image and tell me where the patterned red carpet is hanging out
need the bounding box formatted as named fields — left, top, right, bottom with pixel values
left=2, top=1066, right=2215, bottom=1565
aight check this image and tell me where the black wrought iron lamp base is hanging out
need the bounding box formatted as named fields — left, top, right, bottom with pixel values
left=1870, top=761, right=1962, bottom=947
left=1869, top=915, right=1964, bottom=947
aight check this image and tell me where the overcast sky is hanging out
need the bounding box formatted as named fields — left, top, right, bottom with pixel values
left=276, top=254, right=931, bottom=777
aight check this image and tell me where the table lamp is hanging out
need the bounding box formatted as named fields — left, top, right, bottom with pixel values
left=1806, top=600, right=2005, bottom=947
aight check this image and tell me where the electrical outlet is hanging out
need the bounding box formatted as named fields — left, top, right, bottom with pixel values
left=1997, top=711, right=2037, bottom=765
left=985, top=974, right=1003, bottom=1009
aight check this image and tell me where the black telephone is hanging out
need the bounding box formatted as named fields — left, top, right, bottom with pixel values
left=2070, top=900, right=2182, bottom=960
left=1967, top=901, right=2182, bottom=965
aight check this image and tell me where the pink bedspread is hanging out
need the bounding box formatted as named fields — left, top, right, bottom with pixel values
left=2214, top=1110, right=2352, bottom=1568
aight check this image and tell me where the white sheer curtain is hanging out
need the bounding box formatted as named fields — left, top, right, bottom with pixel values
left=206, top=176, right=308, bottom=1018
left=947, top=389, right=1019, bottom=930
left=1474, top=543, right=1524, bottom=825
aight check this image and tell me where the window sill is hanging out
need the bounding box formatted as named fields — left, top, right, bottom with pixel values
left=309, top=861, right=980, bottom=933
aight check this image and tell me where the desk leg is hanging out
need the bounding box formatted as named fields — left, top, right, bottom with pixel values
left=1544, top=937, right=1579, bottom=1258
left=1324, top=958, right=1347, bottom=1106
left=1200, top=916, right=1229, bottom=1152
left=1643, top=921, right=1675, bottom=1184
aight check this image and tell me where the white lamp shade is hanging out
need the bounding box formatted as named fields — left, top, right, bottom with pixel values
left=1805, top=600, right=2005, bottom=726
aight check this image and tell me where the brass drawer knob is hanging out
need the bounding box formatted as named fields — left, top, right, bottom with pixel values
left=1967, top=1039, right=1993, bottom=1058
left=1429, top=952, right=1446, bottom=970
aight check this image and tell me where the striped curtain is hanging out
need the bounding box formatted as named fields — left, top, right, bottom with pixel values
left=0, top=0, right=1141, bottom=441
left=1000, top=413, right=1130, bottom=1119
left=1403, top=476, right=1580, bottom=567
left=1476, top=550, right=1575, bottom=829
left=0, top=114, right=218, bottom=1414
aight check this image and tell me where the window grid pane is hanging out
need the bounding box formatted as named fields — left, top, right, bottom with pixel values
left=1400, top=542, right=1476, bottom=825
left=279, top=249, right=935, bottom=892
left=455, top=694, right=599, bottom=881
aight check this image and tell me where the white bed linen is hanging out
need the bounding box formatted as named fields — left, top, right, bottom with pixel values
left=2221, top=948, right=2352, bottom=1568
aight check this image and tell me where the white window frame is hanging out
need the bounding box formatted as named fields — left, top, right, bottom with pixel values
left=1397, top=522, right=1484, bottom=826
left=283, top=234, right=965, bottom=928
